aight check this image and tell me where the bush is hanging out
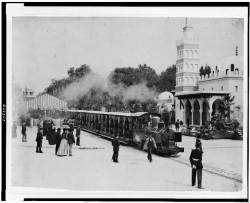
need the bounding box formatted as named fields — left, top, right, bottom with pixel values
left=214, top=119, right=226, bottom=130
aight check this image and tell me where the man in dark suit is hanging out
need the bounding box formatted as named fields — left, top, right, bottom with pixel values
left=68, top=129, right=75, bottom=156
left=76, top=125, right=81, bottom=146
left=189, top=139, right=203, bottom=189
left=21, top=122, right=27, bottom=142
left=112, top=136, right=120, bottom=163
left=36, top=128, right=43, bottom=153
left=55, top=128, right=61, bottom=155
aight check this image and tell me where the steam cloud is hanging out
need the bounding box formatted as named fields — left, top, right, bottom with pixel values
left=60, top=72, right=157, bottom=104
left=12, top=83, right=30, bottom=122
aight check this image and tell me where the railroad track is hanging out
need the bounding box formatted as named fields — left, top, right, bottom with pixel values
left=82, top=128, right=243, bottom=183
left=170, top=157, right=242, bottom=183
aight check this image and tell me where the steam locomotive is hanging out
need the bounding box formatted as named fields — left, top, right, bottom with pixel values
left=46, top=109, right=184, bottom=156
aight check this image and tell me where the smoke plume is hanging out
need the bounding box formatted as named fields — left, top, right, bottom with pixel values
left=59, top=72, right=157, bottom=105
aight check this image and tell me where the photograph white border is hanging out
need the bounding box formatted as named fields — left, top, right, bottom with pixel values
left=5, top=3, right=249, bottom=200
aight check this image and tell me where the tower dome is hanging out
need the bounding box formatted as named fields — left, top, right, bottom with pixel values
left=158, top=91, right=174, bottom=101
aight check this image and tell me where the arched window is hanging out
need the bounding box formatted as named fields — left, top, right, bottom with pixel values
left=231, top=64, right=235, bottom=71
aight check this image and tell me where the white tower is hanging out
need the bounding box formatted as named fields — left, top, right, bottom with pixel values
left=176, top=19, right=200, bottom=92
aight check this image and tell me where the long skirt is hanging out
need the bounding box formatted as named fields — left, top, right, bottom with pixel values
left=57, top=139, right=68, bottom=156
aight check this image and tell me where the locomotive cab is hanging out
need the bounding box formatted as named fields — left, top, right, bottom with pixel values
left=133, top=114, right=184, bottom=156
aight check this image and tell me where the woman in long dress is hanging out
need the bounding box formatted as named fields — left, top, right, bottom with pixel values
left=57, top=128, right=68, bottom=156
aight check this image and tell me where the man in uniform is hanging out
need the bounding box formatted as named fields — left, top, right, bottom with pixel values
left=21, top=122, right=27, bottom=142
left=112, top=135, right=120, bottom=163
left=76, top=125, right=81, bottom=146
left=36, top=127, right=43, bottom=153
left=189, top=139, right=203, bottom=189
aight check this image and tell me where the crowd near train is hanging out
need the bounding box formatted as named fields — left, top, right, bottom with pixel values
left=37, top=109, right=184, bottom=156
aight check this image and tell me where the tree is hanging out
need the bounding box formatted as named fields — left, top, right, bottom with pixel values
left=218, top=95, right=235, bottom=122
left=74, top=64, right=91, bottom=79
left=110, top=67, right=139, bottom=87
left=45, top=64, right=92, bottom=98
left=138, top=64, right=159, bottom=89
left=67, top=67, right=75, bottom=77
left=157, top=65, right=176, bottom=92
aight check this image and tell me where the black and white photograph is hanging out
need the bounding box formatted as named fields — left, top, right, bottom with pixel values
left=3, top=3, right=249, bottom=201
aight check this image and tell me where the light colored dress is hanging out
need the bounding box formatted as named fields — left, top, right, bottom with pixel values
left=57, top=133, right=68, bottom=156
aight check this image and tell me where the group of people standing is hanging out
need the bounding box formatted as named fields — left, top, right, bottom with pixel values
left=35, top=124, right=81, bottom=157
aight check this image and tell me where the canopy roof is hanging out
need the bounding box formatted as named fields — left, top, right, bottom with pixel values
left=175, top=90, right=229, bottom=99
left=26, top=93, right=68, bottom=110
left=67, top=109, right=160, bottom=118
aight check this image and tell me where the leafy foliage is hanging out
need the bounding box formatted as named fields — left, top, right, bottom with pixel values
left=157, top=65, right=176, bottom=92
left=45, top=63, right=177, bottom=113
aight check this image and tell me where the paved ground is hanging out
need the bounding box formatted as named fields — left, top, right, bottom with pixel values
left=11, top=126, right=243, bottom=192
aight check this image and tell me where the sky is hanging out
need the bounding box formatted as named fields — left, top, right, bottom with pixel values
left=12, top=17, right=244, bottom=93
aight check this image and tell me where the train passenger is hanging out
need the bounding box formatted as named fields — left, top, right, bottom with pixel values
left=21, top=122, right=27, bottom=142
left=112, top=135, right=120, bottom=163
left=55, top=128, right=61, bottom=155
left=189, top=139, right=203, bottom=189
left=76, top=125, right=81, bottom=146
left=143, top=134, right=157, bottom=163
left=68, top=129, right=75, bottom=156
left=36, top=127, right=43, bottom=153
left=57, top=128, right=68, bottom=156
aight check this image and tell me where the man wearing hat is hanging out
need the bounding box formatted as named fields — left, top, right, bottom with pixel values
left=21, top=122, right=27, bottom=142
left=55, top=128, right=61, bottom=155
left=67, top=128, right=75, bottom=156
left=36, top=127, right=43, bottom=153
left=189, top=139, right=203, bottom=189
left=112, top=135, right=120, bottom=163
left=76, top=125, right=81, bottom=146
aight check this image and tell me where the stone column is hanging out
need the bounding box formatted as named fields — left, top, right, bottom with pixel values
left=198, top=99, right=204, bottom=126
left=199, top=107, right=203, bottom=126
left=190, top=99, right=195, bottom=125
left=191, top=110, right=194, bottom=125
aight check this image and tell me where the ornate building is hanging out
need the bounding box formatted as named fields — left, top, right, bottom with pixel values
left=174, top=21, right=243, bottom=126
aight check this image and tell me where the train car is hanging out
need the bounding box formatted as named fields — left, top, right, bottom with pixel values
left=46, top=109, right=184, bottom=156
